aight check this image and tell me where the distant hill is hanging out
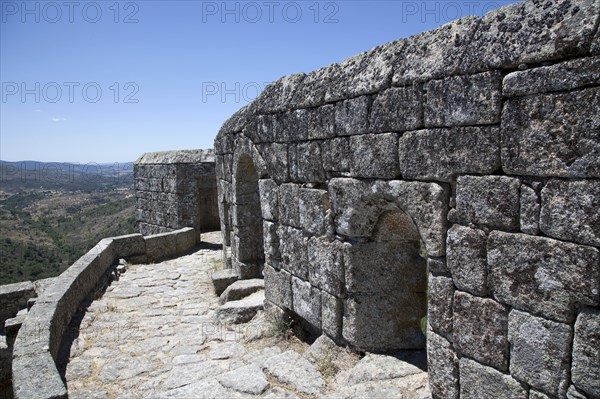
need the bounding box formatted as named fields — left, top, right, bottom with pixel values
left=0, top=160, right=133, bottom=193
left=0, top=160, right=136, bottom=285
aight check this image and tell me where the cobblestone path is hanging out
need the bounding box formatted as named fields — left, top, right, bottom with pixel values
left=65, top=232, right=431, bottom=399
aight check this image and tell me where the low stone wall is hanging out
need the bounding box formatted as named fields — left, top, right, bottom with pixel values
left=215, top=0, right=600, bottom=397
left=0, top=282, right=35, bottom=336
left=10, top=228, right=198, bottom=399
left=134, top=149, right=220, bottom=236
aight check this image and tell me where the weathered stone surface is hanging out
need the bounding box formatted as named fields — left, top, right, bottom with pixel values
left=288, top=141, right=325, bottom=183
left=277, top=225, right=308, bottom=279
left=520, top=185, right=540, bottom=235
left=263, top=350, right=326, bottom=395
left=456, top=175, right=520, bottom=230
left=343, top=290, right=426, bottom=351
left=427, top=256, right=447, bottom=274
left=369, top=86, right=423, bottom=133
left=291, top=276, right=321, bottom=329
left=427, top=275, right=454, bottom=336
left=303, top=334, right=341, bottom=365
left=462, top=0, right=599, bottom=73
left=502, top=88, right=600, bottom=178
left=593, top=27, right=600, bottom=55
left=322, top=137, right=350, bottom=172
left=262, top=387, right=301, bottom=399
left=342, top=353, right=422, bottom=386
left=163, top=361, right=228, bottom=390
left=263, top=264, right=292, bottom=310
left=278, top=109, right=308, bottom=142
left=12, top=353, right=68, bottom=399
left=427, top=330, right=459, bottom=399
left=211, top=269, right=238, bottom=296
left=398, top=127, right=501, bottom=183
left=256, top=143, right=289, bottom=183
left=145, top=232, right=178, bottom=262
left=98, top=355, right=154, bottom=383
left=446, top=225, right=488, bottom=296
left=488, top=231, right=599, bottom=323
left=321, top=291, right=343, bottom=341
left=392, top=16, right=480, bottom=85
left=289, top=64, right=339, bottom=109
left=241, top=346, right=282, bottom=368
left=504, top=56, right=600, bottom=96
left=329, top=178, right=448, bottom=256
left=215, top=291, right=265, bottom=324
left=349, top=133, right=400, bottom=179
left=251, top=73, right=306, bottom=114
left=529, top=390, right=552, bottom=399
left=425, top=71, right=502, bottom=127
left=308, top=104, right=336, bottom=140
left=540, top=179, right=600, bottom=247
left=254, top=114, right=277, bottom=143
left=459, top=357, right=527, bottom=399
left=326, top=374, right=430, bottom=399
left=216, top=364, right=268, bottom=394
left=258, top=179, right=279, bottom=221
left=508, top=309, right=572, bottom=397
left=571, top=307, right=600, bottom=398
left=308, top=237, right=345, bottom=296
left=278, top=183, right=300, bottom=227
left=453, top=291, right=509, bottom=371
left=209, top=342, right=247, bottom=360
left=325, top=39, right=404, bottom=102
left=335, top=96, right=370, bottom=136
left=568, top=386, right=589, bottom=399
left=298, top=188, right=329, bottom=236
left=263, top=220, right=280, bottom=266
left=218, top=279, right=264, bottom=305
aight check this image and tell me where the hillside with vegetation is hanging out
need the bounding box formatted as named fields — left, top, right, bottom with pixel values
left=0, top=161, right=136, bottom=285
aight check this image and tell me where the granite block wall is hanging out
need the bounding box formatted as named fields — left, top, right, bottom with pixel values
left=134, top=149, right=220, bottom=236
left=215, top=0, right=600, bottom=397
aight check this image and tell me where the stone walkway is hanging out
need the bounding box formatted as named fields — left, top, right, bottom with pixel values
left=65, top=232, right=431, bottom=399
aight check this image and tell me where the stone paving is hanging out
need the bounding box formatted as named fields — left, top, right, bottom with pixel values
left=65, top=231, right=431, bottom=399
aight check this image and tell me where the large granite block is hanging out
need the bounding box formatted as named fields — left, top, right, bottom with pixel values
left=508, top=309, right=572, bottom=397
left=398, top=127, right=500, bottom=183
left=425, top=71, right=502, bottom=127
left=488, top=231, right=599, bottom=323
left=502, top=88, right=600, bottom=178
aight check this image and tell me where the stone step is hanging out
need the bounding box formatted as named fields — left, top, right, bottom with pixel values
left=211, top=269, right=239, bottom=296
left=219, top=279, right=265, bottom=305
left=215, top=290, right=265, bottom=324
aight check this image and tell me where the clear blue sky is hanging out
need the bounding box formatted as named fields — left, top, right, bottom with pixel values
left=1, top=0, right=518, bottom=163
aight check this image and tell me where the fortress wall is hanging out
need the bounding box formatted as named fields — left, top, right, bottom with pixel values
left=215, top=0, right=600, bottom=397
left=134, top=149, right=220, bottom=236
left=11, top=228, right=198, bottom=399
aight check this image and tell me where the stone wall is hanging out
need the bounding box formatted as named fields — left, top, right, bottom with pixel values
left=134, top=149, right=219, bottom=236
left=215, top=0, right=600, bottom=398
